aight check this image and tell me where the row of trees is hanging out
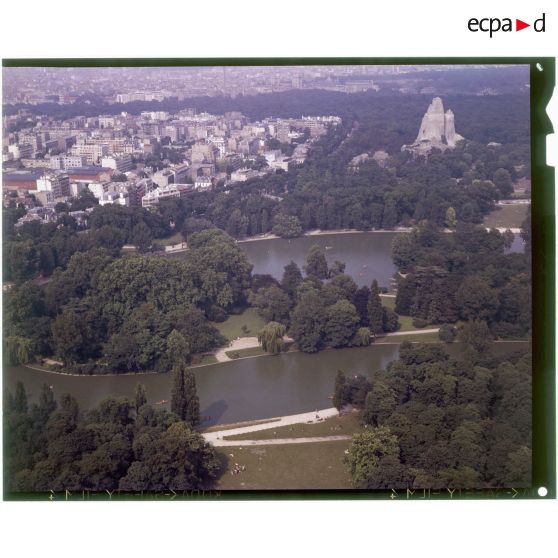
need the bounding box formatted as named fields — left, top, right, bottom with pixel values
left=337, top=341, right=532, bottom=489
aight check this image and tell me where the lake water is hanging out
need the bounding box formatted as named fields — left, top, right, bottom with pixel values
left=239, top=231, right=524, bottom=285
left=4, top=344, right=400, bottom=426
left=508, top=233, right=525, bottom=254
left=4, top=342, right=527, bottom=426
left=239, top=232, right=398, bottom=288
left=176, top=230, right=524, bottom=289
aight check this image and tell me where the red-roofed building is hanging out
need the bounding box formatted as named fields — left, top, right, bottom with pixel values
left=66, top=167, right=114, bottom=182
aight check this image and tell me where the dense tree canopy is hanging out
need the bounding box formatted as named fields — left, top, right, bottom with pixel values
left=3, top=229, right=253, bottom=373
left=4, top=384, right=218, bottom=493
left=393, top=221, right=531, bottom=338
left=343, top=342, right=531, bottom=489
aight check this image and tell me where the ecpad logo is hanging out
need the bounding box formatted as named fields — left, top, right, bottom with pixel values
left=468, top=13, right=546, bottom=37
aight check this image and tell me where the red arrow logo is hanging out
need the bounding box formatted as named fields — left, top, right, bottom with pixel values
left=516, top=19, right=530, bottom=31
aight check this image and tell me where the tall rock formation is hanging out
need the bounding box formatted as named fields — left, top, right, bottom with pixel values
left=402, top=97, right=464, bottom=156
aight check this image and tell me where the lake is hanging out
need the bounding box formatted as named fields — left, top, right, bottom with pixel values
left=4, top=344, right=400, bottom=426
left=4, top=342, right=527, bottom=426
left=190, top=230, right=523, bottom=289
left=239, top=232, right=398, bottom=288
left=174, top=231, right=524, bottom=289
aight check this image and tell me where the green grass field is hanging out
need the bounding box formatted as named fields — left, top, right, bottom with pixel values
left=379, top=295, right=396, bottom=309
left=483, top=204, right=528, bottom=229
left=213, top=412, right=361, bottom=489
left=215, top=440, right=353, bottom=490
left=213, top=308, right=266, bottom=341
left=380, top=295, right=425, bottom=332
left=396, top=315, right=418, bottom=332
left=152, top=231, right=184, bottom=246
left=223, top=412, right=362, bottom=441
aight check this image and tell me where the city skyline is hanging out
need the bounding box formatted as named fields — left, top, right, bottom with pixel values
left=3, top=64, right=529, bottom=105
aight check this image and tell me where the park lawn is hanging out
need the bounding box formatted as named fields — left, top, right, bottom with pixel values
left=225, top=346, right=266, bottom=359
left=152, top=231, right=184, bottom=246
left=375, top=332, right=441, bottom=344
left=483, top=204, right=528, bottom=229
left=215, top=440, right=353, bottom=490
left=223, top=412, right=362, bottom=441
left=214, top=308, right=266, bottom=341
left=395, top=314, right=418, bottom=332
left=380, top=295, right=425, bottom=332
left=380, top=294, right=396, bottom=309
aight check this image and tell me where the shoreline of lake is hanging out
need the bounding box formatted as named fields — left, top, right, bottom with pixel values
left=235, top=227, right=412, bottom=244
left=7, top=341, right=528, bottom=426
left=20, top=328, right=445, bottom=379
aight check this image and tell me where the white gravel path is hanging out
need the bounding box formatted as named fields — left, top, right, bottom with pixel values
left=381, top=328, right=440, bottom=337
left=203, top=407, right=339, bottom=446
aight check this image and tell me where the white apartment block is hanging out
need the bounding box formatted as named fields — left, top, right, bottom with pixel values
left=8, top=143, right=34, bottom=159
left=101, top=154, right=133, bottom=173
left=36, top=173, right=70, bottom=198
left=271, top=157, right=293, bottom=172
left=230, top=168, right=260, bottom=182
left=99, top=115, right=116, bottom=128
left=207, top=136, right=226, bottom=157
left=69, top=182, right=88, bottom=197
left=98, top=191, right=129, bottom=206
left=70, top=142, right=108, bottom=164
left=87, top=182, right=108, bottom=199
left=141, top=184, right=193, bottom=207
left=194, top=177, right=213, bottom=190
left=50, top=155, right=87, bottom=170
left=264, top=150, right=282, bottom=164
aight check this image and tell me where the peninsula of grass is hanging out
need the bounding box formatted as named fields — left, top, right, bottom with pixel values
left=190, top=354, right=219, bottom=367
left=213, top=308, right=266, bottom=342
